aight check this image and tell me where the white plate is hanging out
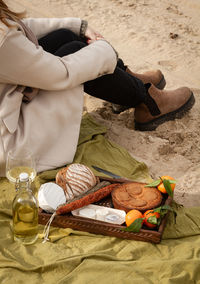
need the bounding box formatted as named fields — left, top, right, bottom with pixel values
left=72, top=204, right=126, bottom=225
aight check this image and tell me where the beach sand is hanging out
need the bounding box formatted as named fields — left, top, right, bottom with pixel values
left=9, top=0, right=200, bottom=206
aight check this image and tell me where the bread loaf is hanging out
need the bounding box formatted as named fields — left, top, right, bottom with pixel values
left=56, top=163, right=98, bottom=201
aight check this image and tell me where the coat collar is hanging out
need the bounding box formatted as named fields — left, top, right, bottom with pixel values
left=0, top=21, right=9, bottom=48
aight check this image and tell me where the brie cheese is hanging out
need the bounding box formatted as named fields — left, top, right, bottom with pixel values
left=38, top=182, right=66, bottom=213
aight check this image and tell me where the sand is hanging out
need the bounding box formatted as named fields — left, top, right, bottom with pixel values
left=8, top=0, right=200, bottom=206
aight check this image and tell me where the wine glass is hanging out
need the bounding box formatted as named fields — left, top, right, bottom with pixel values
left=6, top=147, right=37, bottom=184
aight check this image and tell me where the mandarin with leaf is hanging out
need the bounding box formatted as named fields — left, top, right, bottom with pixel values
left=125, top=209, right=143, bottom=227
left=157, top=176, right=176, bottom=194
left=143, top=210, right=160, bottom=228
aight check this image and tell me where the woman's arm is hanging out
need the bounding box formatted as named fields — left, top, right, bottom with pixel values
left=0, top=28, right=117, bottom=91
left=22, top=17, right=83, bottom=39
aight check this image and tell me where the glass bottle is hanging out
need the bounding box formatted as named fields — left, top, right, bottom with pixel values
left=12, top=172, right=39, bottom=245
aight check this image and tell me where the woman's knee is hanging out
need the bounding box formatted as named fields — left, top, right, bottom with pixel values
left=54, top=41, right=87, bottom=57
left=51, top=28, right=80, bottom=41
left=38, top=28, right=82, bottom=48
left=70, top=41, right=86, bottom=49
left=39, top=28, right=86, bottom=54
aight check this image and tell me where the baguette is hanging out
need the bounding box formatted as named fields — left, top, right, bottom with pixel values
left=56, top=183, right=120, bottom=215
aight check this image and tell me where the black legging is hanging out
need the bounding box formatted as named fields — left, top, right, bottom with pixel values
left=38, top=28, right=147, bottom=107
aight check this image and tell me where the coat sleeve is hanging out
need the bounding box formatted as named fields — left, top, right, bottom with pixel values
left=22, top=17, right=82, bottom=39
left=0, top=28, right=117, bottom=91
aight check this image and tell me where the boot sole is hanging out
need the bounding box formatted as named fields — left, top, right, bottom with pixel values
left=111, top=75, right=166, bottom=114
left=134, top=92, right=195, bottom=131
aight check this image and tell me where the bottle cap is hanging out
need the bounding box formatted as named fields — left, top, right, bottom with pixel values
left=19, top=172, right=29, bottom=182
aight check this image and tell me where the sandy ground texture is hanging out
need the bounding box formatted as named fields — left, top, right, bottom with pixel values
left=8, top=0, right=200, bottom=206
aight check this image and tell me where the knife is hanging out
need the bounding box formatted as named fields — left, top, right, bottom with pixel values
left=92, top=165, right=122, bottom=179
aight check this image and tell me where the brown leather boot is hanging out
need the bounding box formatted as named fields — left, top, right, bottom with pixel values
left=134, top=84, right=195, bottom=131
left=126, top=68, right=166, bottom=89
left=112, top=68, right=166, bottom=113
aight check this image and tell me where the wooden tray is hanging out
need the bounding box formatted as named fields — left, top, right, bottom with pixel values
left=38, top=177, right=172, bottom=244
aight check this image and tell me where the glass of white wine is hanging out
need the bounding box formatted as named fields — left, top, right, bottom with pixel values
left=6, top=148, right=37, bottom=183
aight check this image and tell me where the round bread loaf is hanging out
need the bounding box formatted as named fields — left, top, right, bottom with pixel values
left=56, top=163, right=98, bottom=201
left=111, top=182, right=162, bottom=212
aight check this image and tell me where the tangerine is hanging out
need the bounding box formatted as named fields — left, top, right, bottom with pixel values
left=125, top=209, right=143, bottom=227
left=157, top=175, right=175, bottom=194
left=143, top=210, right=160, bottom=228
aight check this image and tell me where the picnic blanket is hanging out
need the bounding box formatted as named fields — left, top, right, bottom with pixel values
left=0, top=113, right=200, bottom=284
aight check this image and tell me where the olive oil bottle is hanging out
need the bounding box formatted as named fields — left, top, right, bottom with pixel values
left=12, top=173, right=39, bottom=245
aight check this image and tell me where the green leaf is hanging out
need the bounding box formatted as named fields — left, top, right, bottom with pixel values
left=147, top=215, right=158, bottom=225
left=168, top=180, right=177, bottom=184
left=145, top=178, right=177, bottom=189
left=144, top=179, right=161, bottom=188
left=162, top=179, right=174, bottom=197
left=153, top=205, right=177, bottom=220
left=154, top=204, right=173, bottom=213
left=157, top=218, right=161, bottom=226
left=122, top=218, right=144, bottom=233
left=154, top=205, right=171, bottom=218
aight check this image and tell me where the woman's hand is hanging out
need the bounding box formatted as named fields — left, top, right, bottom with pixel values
left=85, top=26, right=104, bottom=44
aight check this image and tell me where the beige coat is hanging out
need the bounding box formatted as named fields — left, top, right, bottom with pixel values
left=0, top=17, right=117, bottom=176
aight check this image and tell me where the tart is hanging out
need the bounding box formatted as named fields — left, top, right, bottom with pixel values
left=111, top=182, right=162, bottom=212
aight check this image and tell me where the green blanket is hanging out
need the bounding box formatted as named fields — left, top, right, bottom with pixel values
left=0, top=114, right=200, bottom=284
